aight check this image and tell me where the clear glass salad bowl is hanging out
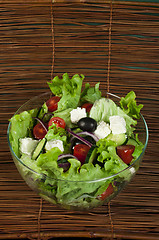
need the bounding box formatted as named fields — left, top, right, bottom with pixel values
left=7, top=92, right=148, bottom=211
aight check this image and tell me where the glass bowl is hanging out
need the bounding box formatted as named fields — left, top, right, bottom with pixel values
left=7, top=92, right=148, bottom=211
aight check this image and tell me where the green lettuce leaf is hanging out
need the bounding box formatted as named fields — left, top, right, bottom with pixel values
left=80, top=82, right=102, bottom=104
left=96, top=139, right=116, bottom=163
left=89, top=98, right=137, bottom=135
left=103, top=146, right=128, bottom=175
left=38, top=155, right=113, bottom=207
left=45, top=127, right=67, bottom=142
left=131, top=134, right=145, bottom=162
left=36, top=147, right=62, bottom=169
left=54, top=108, right=75, bottom=128
left=96, top=138, right=135, bottom=182
left=9, top=110, right=38, bottom=157
left=37, top=102, right=49, bottom=121
left=132, top=144, right=144, bottom=161
left=96, top=138, right=128, bottom=174
left=20, top=153, right=43, bottom=176
left=47, top=73, right=85, bottom=112
left=45, top=127, right=70, bottom=154
left=55, top=160, right=110, bottom=205
left=120, top=91, right=143, bottom=119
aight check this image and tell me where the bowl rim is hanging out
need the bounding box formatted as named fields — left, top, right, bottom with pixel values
left=7, top=92, right=149, bottom=183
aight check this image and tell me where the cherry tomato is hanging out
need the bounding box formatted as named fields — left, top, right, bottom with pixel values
left=48, top=117, right=66, bottom=129
left=99, top=183, right=114, bottom=201
left=116, top=145, right=135, bottom=164
left=33, top=122, right=48, bottom=140
left=46, top=96, right=60, bottom=112
left=81, top=103, right=93, bottom=113
left=73, top=144, right=91, bottom=165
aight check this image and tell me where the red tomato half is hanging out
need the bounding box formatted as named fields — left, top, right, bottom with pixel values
left=33, top=122, right=48, bottom=140
left=116, top=145, right=135, bottom=164
left=81, top=103, right=93, bottom=113
left=73, top=144, right=90, bottom=165
left=48, top=117, right=66, bottom=129
left=99, top=183, right=114, bottom=201
left=46, top=96, right=60, bottom=112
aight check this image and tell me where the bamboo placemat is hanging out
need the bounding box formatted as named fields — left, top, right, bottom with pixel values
left=0, top=1, right=159, bottom=239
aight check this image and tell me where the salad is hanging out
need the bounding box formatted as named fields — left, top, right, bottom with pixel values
left=9, top=73, right=145, bottom=210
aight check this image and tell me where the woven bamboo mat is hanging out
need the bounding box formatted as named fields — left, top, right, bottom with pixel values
left=0, top=1, right=159, bottom=239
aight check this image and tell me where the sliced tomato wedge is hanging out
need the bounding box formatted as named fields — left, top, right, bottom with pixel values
left=81, top=103, right=93, bottom=113
left=116, top=145, right=135, bottom=164
left=73, top=144, right=91, bottom=165
left=46, top=96, right=60, bottom=112
left=48, top=117, right=66, bottom=129
left=99, top=183, right=114, bottom=201
left=33, top=122, right=48, bottom=140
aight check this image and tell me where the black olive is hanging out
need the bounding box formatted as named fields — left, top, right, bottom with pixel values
left=77, top=117, right=97, bottom=132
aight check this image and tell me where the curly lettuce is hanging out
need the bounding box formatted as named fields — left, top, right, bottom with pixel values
left=9, top=109, right=38, bottom=157
left=80, top=82, right=102, bottom=104
left=120, top=91, right=143, bottom=119
left=47, top=73, right=85, bottom=112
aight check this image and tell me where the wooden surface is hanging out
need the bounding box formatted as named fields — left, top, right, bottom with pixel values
left=0, top=1, right=159, bottom=239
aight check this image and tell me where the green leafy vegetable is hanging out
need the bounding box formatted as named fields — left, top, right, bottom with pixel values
left=45, top=127, right=70, bottom=154
left=37, top=102, right=49, bottom=121
left=36, top=147, right=62, bottom=169
left=45, top=126, right=67, bottom=142
left=9, top=110, right=38, bottom=157
left=103, top=146, right=128, bottom=175
left=120, top=91, right=143, bottom=119
left=96, top=138, right=128, bottom=177
left=54, top=108, right=74, bottom=128
left=131, top=134, right=144, bottom=161
left=52, top=159, right=111, bottom=206
left=89, top=98, right=137, bottom=135
left=80, top=82, right=102, bottom=104
left=47, top=73, right=85, bottom=112
left=20, top=153, right=43, bottom=176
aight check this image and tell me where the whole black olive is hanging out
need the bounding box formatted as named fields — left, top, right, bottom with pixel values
left=77, top=117, right=97, bottom=132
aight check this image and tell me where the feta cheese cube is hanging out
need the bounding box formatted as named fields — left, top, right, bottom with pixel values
left=45, top=140, right=64, bottom=152
left=94, top=121, right=111, bottom=139
left=109, top=115, right=126, bottom=134
left=19, top=137, right=39, bottom=155
left=70, top=107, right=87, bottom=124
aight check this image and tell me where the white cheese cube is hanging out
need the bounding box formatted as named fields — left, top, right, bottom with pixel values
left=109, top=115, right=126, bottom=134
left=19, top=137, right=39, bottom=155
left=70, top=107, right=87, bottom=124
left=45, top=140, right=64, bottom=152
left=94, top=121, right=111, bottom=139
